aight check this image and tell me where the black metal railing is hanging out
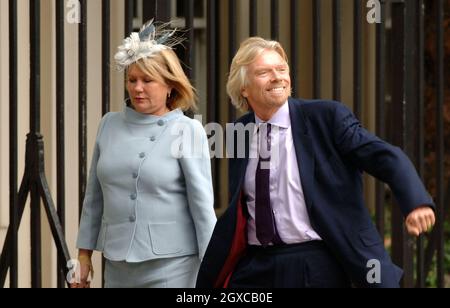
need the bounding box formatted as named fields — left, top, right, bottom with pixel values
left=0, top=0, right=447, bottom=288
left=1, top=0, right=71, bottom=288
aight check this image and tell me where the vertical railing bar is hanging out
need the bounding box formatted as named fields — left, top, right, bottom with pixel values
left=102, top=0, right=112, bottom=288
left=125, top=0, right=134, bottom=34
left=79, top=0, right=87, bottom=219
left=391, top=1, right=415, bottom=287
left=403, top=0, right=417, bottom=287
left=207, top=0, right=217, bottom=124
left=228, top=0, right=237, bottom=121
left=30, top=185, right=41, bottom=288
left=55, top=0, right=66, bottom=288
left=8, top=0, right=19, bottom=288
left=416, top=0, right=425, bottom=288
left=250, top=0, right=257, bottom=36
left=228, top=0, right=237, bottom=67
left=353, top=0, right=362, bottom=119
left=313, top=0, right=321, bottom=98
left=30, top=0, right=42, bottom=288
left=271, top=0, right=279, bottom=41
left=157, top=0, right=171, bottom=23
left=207, top=0, right=220, bottom=208
left=290, top=0, right=298, bottom=98
left=124, top=0, right=134, bottom=100
left=375, top=0, right=386, bottom=236
left=390, top=0, right=405, bottom=283
left=143, top=0, right=156, bottom=24
left=435, top=0, right=445, bottom=289
left=185, top=0, right=195, bottom=81
left=30, top=0, right=41, bottom=133
left=102, top=0, right=111, bottom=115
left=333, top=0, right=341, bottom=101
left=313, top=0, right=322, bottom=98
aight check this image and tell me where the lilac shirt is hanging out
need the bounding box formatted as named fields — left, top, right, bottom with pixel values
left=244, top=101, right=322, bottom=246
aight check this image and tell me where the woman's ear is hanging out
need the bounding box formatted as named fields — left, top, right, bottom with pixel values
left=241, top=88, right=248, bottom=98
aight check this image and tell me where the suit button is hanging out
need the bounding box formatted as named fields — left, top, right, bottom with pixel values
left=129, top=216, right=136, bottom=222
left=130, top=193, right=137, bottom=200
left=139, top=152, right=146, bottom=158
left=132, top=172, right=138, bottom=179
left=157, top=120, right=165, bottom=126
left=150, top=136, right=156, bottom=142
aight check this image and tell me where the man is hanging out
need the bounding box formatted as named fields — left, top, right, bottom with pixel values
left=196, top=37, right=436, bottom=288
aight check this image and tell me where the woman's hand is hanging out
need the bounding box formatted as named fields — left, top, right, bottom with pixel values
left=70, top=250, right=94, bottom=288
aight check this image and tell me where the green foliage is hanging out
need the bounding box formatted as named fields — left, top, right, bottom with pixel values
left=371, top=203, right=449, bottom=288
left=426, top=219, right=450, bottom=288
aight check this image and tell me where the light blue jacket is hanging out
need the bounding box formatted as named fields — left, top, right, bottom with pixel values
left=76, top=105, right=217, bottom=262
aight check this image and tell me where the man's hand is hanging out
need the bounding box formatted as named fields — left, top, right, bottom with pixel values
left=405, top=206, right=435, bottom=237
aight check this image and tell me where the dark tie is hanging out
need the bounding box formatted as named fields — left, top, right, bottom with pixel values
left=255, top=123, right=283, bottom=246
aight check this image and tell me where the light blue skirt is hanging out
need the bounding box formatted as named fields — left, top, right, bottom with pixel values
left=104, top=255, right=200, bottom=288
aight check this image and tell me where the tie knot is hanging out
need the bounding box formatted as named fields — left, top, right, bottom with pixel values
left=258, top=123, right=272, bottom=154
left=258, top=123, right=272, bottom=141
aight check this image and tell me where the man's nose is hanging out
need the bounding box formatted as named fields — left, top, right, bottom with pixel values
left=271, top=70, right=282, bottom=81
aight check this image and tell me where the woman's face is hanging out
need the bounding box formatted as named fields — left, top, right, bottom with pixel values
left=127, top=64, right=172, bottom=116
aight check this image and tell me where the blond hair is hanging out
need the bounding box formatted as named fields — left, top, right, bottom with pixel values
left=130, top=49, right=197, bottom=111
left=226, top=37, right=290, bottom=111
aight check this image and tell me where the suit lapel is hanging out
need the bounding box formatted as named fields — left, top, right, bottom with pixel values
left=231, top=113, right=255, bottom=194
left=289, top=98, right=315, bottom=210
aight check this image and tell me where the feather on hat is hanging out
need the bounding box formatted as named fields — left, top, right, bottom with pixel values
left=114, top=19, right=182, bottom=71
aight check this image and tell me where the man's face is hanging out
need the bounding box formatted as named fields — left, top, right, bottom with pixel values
left=242, top=50, right=291, bottom=111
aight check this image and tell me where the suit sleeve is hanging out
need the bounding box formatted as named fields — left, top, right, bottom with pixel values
left=179, top=120, right=217, bottom=261
left=332, top=103, right=434, bottom=217
left=76, top=113, right=110, bottom=250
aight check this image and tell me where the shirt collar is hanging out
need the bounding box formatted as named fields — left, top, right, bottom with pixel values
left=255, top=101, right=290, bottom=129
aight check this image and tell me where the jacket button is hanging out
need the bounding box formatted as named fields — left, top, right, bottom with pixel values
left=130, top=193, right=137, bottom=200
left=129, top=216, right=136, bottom=222
left=139, top=152, right=146, bottom=158
left=132, top=172, right=138, bottom=179
left=150, top=136, right=156, bottom=142
left=157, top=120, right=165, bottom=126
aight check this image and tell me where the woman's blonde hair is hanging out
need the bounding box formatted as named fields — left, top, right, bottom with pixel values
left=129, top=48, right=197, bottom=111
left=226, top=37, right=290, bottom=111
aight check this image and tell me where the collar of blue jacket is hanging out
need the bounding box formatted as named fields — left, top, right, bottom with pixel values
left=123, top=102, right=184, bottom=125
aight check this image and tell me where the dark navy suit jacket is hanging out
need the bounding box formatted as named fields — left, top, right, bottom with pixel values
left=197, top=98, right=434, bottom=288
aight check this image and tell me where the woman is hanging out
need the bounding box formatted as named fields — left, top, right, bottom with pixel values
left=73, top=20, right=216, bottom=288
